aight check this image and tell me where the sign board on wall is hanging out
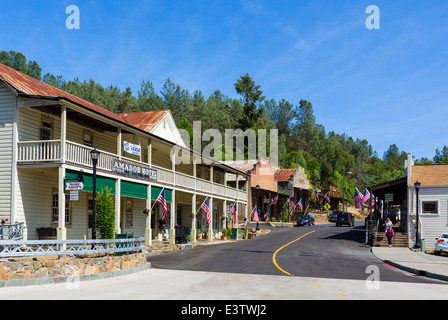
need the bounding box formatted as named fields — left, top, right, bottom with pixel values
left=113, top=159, right=157, bottom=181
left=123, top=141, right=141, bottom=156
left=385, top=193, right=394, bottom=202
left=65, top=182, right=84, bottom=191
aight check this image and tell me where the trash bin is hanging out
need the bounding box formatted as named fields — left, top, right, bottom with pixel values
left=420, top=238, right=426, bottom=252
left=115, top=233, right=134, bottom=255
left=230, top=228, right=238, bottom=240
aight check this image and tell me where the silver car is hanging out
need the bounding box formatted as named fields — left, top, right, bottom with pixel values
left=435, top=233, right=448, bottom=255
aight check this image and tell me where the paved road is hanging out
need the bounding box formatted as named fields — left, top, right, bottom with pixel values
left=2, top=222, right=447, bottom=302
left=149, top=222, right=440, bottom=284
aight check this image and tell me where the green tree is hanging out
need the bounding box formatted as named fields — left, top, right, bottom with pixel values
left=96, top=187, right=115, bottom=239
left=234, top=73, right=265, bottom=130
left=434, top=146, right=448, bottom=164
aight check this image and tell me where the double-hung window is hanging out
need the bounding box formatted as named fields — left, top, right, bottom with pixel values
left=52, top=193, right=71, bottom=224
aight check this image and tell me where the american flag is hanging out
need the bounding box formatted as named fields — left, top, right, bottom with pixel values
left=355, top=187, right=363, bottom=209
left=271, top=193, right=279, bottom=205
left=156, top=188, right=168, bottom=222
left=251, top=206, right=259, bottom=222
left=201, top=198, right=211, bottom=224
left=324, top=192, right=330, bottom=203
left=230, top=203, right=237, bottom=224
left=287, top=196, right=295, bottom=211
left=297, top=198, right=303, bottom=211
left=313, top=189, right=319, bottom=201
left=363, top=189, right=370, bottom=204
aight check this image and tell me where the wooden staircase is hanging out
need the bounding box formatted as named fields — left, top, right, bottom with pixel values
left=375, top=230, right=408, bottom=247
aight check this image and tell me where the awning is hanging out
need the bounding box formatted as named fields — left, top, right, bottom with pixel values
left=121, top=180, right=147, bottom=199
left=65, top=169, right=116, bottom=194
left=151, top=186, right=172, bottom=203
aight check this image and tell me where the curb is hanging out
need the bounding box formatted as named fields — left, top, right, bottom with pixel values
left=371, top=248, right=448, bottom=283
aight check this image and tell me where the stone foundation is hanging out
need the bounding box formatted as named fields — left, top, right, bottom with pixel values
left=0, top=253, right=149, bottom=287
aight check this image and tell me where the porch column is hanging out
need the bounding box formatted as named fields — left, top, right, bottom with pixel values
left=145, top=184, right=152, bottom=246
left=147, top=139, right=152, bottom=167
left=192, top=192, right=196, bottom=243
left=57, top=165, right=67, bottom=241
left=58, top=105, right=67, bottom=241
left=115, top=178, right=121, bottom=234
left=60, top=105, right=66, bottom=162
left=117, top=128, right=122, bottom=159
left=223, top=199, right=227, bottom=231
left=208, top=197, right=213, bottom=242
left=169, top=189, right=176, bottom=244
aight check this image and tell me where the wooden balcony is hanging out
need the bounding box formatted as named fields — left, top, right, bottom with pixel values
left=17, top=140, right=248, bottom=201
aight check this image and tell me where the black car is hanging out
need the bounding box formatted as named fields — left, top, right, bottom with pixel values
left=328, top=211, right=342, bottom=222
left=297, top=215, right=315, bottom=226
left=336, top=212, right=354, bottom=227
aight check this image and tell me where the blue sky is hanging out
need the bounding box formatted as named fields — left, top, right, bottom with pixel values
left=1, top=0, right=447, bottom=160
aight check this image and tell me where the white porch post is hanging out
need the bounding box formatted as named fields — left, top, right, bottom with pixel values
left=57, top=165, right=66, bottom=241
left=57, top=105, right=67, bottom=241
left=117, top=128, right=122, bottom=159
left=169, top=189, right=176, bottom=244
left=208, top=197, right=213, bottom=242
left=115, top=178, right=121, bottom=234
left=148, top=139, right=152, bottom=167
left=192, top=192, right=197, bottom=243
left=145, top=184, right=152, bottom=246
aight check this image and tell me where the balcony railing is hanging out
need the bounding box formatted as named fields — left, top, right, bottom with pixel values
left=17, top=140, right=247, bottom=201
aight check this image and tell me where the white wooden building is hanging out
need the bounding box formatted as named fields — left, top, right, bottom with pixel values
left=405, top=153, right=448, bottom=249
left=0, top=63, right=249, bottom=245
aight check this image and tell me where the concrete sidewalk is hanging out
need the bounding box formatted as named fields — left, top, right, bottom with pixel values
left=371, top=247, right=448, bottom=282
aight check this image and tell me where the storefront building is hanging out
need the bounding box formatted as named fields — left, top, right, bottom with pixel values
left=0, top=63, right=249, bottom=245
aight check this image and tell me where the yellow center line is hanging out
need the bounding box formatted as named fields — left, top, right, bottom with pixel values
left=272, top=230, right=315, bottom=276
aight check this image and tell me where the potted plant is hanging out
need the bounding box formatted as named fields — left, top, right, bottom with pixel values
left=221, top=228, right=230, bottom=240
left=202, top=230, right=208, bottom=239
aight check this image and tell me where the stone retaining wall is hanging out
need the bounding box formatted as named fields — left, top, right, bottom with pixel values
left=0, top=253, right=149, bottom=287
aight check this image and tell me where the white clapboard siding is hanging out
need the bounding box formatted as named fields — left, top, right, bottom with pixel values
left=0, top=83, right=14, bottom=220
left=15, top=168, right=57, bottom=240
left=409, top=187, right=448, bottom=249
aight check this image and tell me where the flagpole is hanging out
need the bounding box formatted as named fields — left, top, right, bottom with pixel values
left=150, top=187, right=165, bottom=211
left=195, top=197, right=208, bottom=215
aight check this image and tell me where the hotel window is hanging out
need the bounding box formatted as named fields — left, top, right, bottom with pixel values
left=52, top=193, right=71, bottom=224
left=83, top=130, right=93, bottom=147
left=39, top=120, right=53, bottom=140
left=421, top=201, right=438, bottom=215
left=125, top=199, right=133, bottom=226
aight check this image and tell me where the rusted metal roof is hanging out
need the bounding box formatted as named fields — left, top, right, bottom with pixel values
left=119, top=110, right=169, bottom=133
left=274, top=169, right=295, bottom=182
left=0, top=63, right=126, bottom=124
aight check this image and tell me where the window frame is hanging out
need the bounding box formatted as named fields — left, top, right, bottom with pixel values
left=419, top=199, right=440, bottom=216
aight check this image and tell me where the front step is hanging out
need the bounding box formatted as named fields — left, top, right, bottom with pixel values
left=374, top=232, right=408, bottom=247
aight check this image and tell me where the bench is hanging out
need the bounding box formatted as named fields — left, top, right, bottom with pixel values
left=175, top=226, right=191, bottom=244
left=37, top=228, right=57, bottom=240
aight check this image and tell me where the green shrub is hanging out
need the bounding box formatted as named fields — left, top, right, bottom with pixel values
left=96, top=187, right=115, bottom=239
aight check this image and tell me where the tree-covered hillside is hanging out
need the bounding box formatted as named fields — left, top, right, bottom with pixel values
left=2, top=50, right=445, bottom=202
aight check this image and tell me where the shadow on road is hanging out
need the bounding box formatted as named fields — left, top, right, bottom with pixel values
left=322, top=225, right=367, bottom=245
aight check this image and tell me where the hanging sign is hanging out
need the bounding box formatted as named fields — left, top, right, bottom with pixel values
left=65, top=181, right=84, bottom=191
left=123, top=141, right=141, bottom=156
left=113, top=160, right=157, bottom=181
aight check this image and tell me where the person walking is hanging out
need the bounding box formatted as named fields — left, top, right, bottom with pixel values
left=385, top=217, right=394, bottom=247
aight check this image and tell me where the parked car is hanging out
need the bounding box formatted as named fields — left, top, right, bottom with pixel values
left=328, top=211, right=342, bottom=223
left=297, top=215, right=315, bottom=226
left=336, top=212, right=354, bottom=227
left=435, top=233, right=448, bottom=255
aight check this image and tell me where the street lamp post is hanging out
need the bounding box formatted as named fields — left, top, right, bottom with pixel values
left=342, top=171, right=352, bottom=212
left=414, top=180, right=421, bottom=250
left=255, top=184, right=260, bottom=231
left=90, top=148, right=100, bottom=240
